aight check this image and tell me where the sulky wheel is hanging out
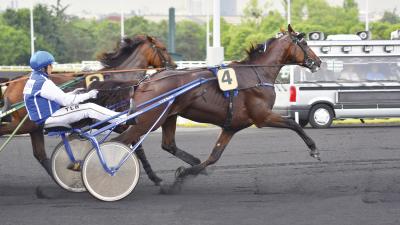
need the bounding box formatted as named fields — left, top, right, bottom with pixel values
left=82, top=142, right=140, bottom=202
left=51, top=134, right=93, bottom=192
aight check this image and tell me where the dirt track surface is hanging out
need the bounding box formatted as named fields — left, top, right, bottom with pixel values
left=0, top=126, right=399, bottom=225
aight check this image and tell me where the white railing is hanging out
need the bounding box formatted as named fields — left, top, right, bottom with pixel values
left=0, top=64, right=86, bottom=72
left=176, top=61, right=207, bottom=69
left=0, top=65, right=31, bottom=71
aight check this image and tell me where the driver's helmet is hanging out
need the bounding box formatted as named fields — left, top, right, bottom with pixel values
left=30, top=51, right=55, bottom=71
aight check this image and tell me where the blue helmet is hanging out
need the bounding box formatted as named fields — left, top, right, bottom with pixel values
left=30, top=51, right=55, bottom=71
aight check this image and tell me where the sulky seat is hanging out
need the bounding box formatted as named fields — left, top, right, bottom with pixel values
left=44, top=123, right=72, bottom=134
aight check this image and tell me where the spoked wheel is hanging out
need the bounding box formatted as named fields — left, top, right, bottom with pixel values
left=82, top=142, right=140, bottom=202
left=51, top=134, right=93, bottom=192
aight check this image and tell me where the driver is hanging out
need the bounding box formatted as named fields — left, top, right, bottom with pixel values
left=23, top=51, right=128, bottom=128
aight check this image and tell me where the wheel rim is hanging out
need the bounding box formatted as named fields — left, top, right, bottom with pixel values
left=51, top=137, right=93, bottom=192
left=82, top=142, right=140, bottom=202
left=313, top=108, right=331, bottom=126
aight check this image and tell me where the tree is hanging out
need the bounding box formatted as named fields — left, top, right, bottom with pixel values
left=370, top=22, right=400, bottom=39
left=175, top=20, right=206, bottom=60
left=124, top=16, right=168, bottom=44
left=380, top=9, right=400, bottom=24
left=92, top=20, right=120, bottom=58
left=1, top=0, right=400, bottom=65
left=343, top=0, right=358, bottom=10
left=2, top=8, right=30, bottom=31
left=1, top=4, right=71, bottom=63
left=59, top=18, right=97, bottom=62
left=51, top=0, right=70, bottom=21
left=243, top=0, right=263, bottom=23
left=223, top=25, right=254, bottom=60
left=0, top=24, right=30, bottom=65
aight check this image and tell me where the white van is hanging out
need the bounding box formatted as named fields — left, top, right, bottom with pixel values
left=273, top=39, right=400, bottom=128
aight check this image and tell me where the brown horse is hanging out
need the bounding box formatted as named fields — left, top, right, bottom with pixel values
left=113, top=25, right=322, bottom=193
left=0, top=35, right=174, bottom=183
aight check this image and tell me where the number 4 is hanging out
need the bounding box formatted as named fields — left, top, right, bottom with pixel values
left=217, top=68, right=238, bottom=91
left=222, top=70, right=232, bottom=84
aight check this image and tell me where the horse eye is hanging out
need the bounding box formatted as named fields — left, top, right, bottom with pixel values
left=298, top=33, right=305, bottom=39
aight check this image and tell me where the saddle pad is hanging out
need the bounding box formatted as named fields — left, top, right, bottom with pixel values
left=208, top=66, right=239, bottom=98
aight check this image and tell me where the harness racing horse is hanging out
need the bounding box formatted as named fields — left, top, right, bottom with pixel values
left=114, top=25, right=322, bottom=193
left=0, top=35, right=174, bottom=185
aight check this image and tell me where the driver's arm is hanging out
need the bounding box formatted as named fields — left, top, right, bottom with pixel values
left=40, top=79, right=91, bottom=106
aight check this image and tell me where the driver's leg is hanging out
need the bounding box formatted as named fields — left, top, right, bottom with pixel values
left=44, top=103, right=125, bottom=127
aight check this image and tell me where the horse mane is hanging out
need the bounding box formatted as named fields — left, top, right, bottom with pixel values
left=98, top=35, right=150, bottom=68
left=239, top=37, right=277, bottom=63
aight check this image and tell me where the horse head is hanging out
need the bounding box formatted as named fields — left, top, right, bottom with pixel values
left=143, top=35, right=177, bottom=69
left=244, top=25, right=320, bottom=73
left=98, top=35, right=176, bottom=70
left=282, top=24, right=322, bottom=72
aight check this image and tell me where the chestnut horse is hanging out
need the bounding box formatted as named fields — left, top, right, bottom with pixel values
left=0, top=35, right=174, bottom=183
left=113, top=25, right=322, bottom=193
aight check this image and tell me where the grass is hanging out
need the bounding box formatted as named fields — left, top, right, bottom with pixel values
left=333, top=118, right=400, bottom=125
left=176, top=122, right=211, bottom=128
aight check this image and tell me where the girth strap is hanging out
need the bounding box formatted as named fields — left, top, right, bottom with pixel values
left=223, top=90, right=235, bottom=130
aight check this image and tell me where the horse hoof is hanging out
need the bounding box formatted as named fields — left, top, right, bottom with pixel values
left=35, top=186, right=52, bottom=199
left=310, top=152, right=321, bottom=161
left=200, top=168, right=208, bottom=176
left=150, top=175, right=163, bottom=186
left=159, top=185, right=171, bottom=195
left=175, top=166, right=186, bottom=178
left=40, top=159, right=53, bottom=176
left=159, top=184, right=182, bottom=195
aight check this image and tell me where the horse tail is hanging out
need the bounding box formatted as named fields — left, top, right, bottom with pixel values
left=0, top=97, right=12, bottom=124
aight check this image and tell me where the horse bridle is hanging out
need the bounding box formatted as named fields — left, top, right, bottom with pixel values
left=150, top=43, right=174, bottom=69
left=289, top=33, right=318, bottom=69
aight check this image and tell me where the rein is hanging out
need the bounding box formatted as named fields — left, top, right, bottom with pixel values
left=228, top=62, right=305, bottom=68
left=0, top=67, right=167, bottom=86
left=136, top=68, right=207, bottom=85
left=135, top=62, right=306, bottom=86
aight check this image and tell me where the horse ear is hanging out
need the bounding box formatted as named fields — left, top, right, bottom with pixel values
left=146, top=35, right=154, bottom=43
left=288, top=24, right=295, bottom=33
left=122, top=37, right=136, bottom=49
left=121, top=37, right=131, bottom=46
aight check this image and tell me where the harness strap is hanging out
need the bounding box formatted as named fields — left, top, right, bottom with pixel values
left=207, top=65, right=238, bottom=130
left=223, top=90, right=235, bottom=130
left=256, top=82, right=275, bottom=87
left=252, top=66, right=264, bottom=84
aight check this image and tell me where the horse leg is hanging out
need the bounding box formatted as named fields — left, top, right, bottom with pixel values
left=161, top=115, right=201, bottom=166
left=135, top=144, right=163, bottom=186
left=29, top=130, right=52, bottom=175
left=0, top=97, right=12, bottom=123
left=161, top=129, right=235, bottom=194
left=1, top=122, right=51, bottom=175
left=256, top=112, right=320, bottom=160
left=0, top=123, right=16, bottom=136
left=113, top=125, right=163, bottom=186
